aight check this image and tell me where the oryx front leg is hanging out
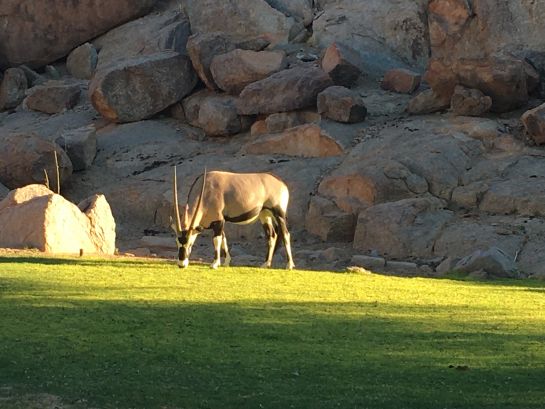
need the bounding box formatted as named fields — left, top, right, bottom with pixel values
left=210, top=221, right=224, bottom=269
left=260, top=217, right=277, bottom=269
left=222, top=231, right=231, bottom=267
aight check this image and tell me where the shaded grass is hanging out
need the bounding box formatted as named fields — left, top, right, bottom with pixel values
left=0, top=253, right=544, bottom=409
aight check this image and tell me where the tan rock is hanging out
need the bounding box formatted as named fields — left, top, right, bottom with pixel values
left=407, top=89, right=450, bottom=115
left=0, top=185, right=116, bottom=255
left=243, top=124, right=343, bottom=157
left=210, top=49, right=286, bottom=95
left=450, top=85, right=492, bottom=117
left=78, top=194, right=116, bottom=255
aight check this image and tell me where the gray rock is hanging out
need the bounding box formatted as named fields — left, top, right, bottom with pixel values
left=385, top=260, right=419, bottom=275
left=24, top=81, right=81, bottom=114
left=0, top=182, right=9, bottom=200
left=351, top=254, right=386, bottom=270
left=94, top=9, right=190, bottom=70
left=90, top=51, right=197, bottom=123
left=184, top=0, right=296, bottom=46
left=0, top=133, right=72, bottom=190
left=521, top=102, right=545, bottom=145
left=454, top=247, right=518, bottom=278
left=66, top=43, right=98, bottom=80
left=317, top=86, right=367, bottom=123
left=236, top=66, right=333, bottom=115
left=264, top=0, right=314, bottom=26
left=0, top=68, right=27, bottom=110
left=55, top=125, right=97, bottom=171
left=407, top=89, right=450, bottom=115
left=353, top=196, right=454, bottom=259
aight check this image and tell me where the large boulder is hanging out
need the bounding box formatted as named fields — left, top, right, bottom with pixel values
left=0, top=184, right=115, bottom=255
left=311, top=0, right=430, bottom=75
left=93, top=9, right=191, bottom=69
left=184, top=0, right=296, bottom=45
left=90, top=51, right=197, bottom=123
left=0, top=133, right=72, bottom=190
left=454, top=247, right=518, bottom=278
left=0, top=68, right=27, bottom=110
left=236, top=66, right=333, bottom=115
left=521, top=102, right=545, bottom=145
left=0, top=0, right=158, bottom=68
left=210, top=49, right=287, bottom=95
left=353, top=196, right=454, bottom=259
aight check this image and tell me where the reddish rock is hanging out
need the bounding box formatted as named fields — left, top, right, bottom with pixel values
left=243, top=124, right=343, bottom=157
left=0, top=133, right=72, bottom=190
left=407, top=89, right=450, bottom=115
left=321, top=42, right=362, bottom=87
left=24, top=81, right=81, bottom=114
left=236, top=66, right=333, bottom=115
left=0, top=0, right=157, bottom=68
left=317, top=86, right=367, bottom=123
left=90, top=51, right=197, bottom=123
left=210, top=49, right=286, bottom=95
left=428, top=0, right=473, bottom=49
left=521, top=102, right=545, bottom=145
left=0, top=68, right=27, bottom=110
left=450, top=85, right=492, bottom=117
left=381, top=68, right=421, bottom=94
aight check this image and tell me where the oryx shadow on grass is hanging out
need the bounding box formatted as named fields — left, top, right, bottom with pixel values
left=0, top=281, right=544, bottom=409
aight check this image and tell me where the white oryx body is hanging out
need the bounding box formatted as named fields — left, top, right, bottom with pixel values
left=172, top=169, right=295, bottom=269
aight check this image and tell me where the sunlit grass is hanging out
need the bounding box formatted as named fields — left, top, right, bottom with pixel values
left=0, top=252, right=544, bottom=409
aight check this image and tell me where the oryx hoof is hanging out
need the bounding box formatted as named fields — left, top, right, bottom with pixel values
left=211, top=261, right=220, bottom=269
left=260, top=261, right=272, bottom=269
left=286, top=262, right=295, bottom=270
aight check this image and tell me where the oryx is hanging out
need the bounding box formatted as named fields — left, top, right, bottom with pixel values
left=171, top=167, right=295, bottom=270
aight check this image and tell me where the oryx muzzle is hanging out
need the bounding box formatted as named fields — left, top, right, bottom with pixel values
left=171, top=168, right=295, bottom=270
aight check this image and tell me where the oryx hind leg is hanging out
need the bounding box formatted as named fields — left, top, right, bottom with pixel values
left=276, top=215, right=295, bottom=270
left=260, top=215, right=277, bottom=269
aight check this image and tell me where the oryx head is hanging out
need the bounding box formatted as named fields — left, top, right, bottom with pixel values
left=171, top=167, right=207, bottom=268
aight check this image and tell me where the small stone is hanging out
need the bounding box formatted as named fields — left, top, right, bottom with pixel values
left=67, top=42, right=98, bottom=80
left=321, top=42, right=362, bottom=87
left=351, top=255, right=386, bottom=270
left=521, top=102, right=545, bottom=145
left=0, top=68, right=27, bottom=110
left=450, top=85, right=492, bottom=117
left=317, top=86, right=367, bottom=123
left=381, top=68, right=421, bottom=94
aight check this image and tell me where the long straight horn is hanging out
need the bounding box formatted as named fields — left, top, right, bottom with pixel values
left=189, top=168, right=207, bottom=230
left=173, top=166, right=182, bottom=233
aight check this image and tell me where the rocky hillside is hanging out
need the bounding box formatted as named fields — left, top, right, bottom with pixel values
left=1, top=0, right=545, bottom=277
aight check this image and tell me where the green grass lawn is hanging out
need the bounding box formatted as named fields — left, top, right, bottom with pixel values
left=0, top=252, right=544, bottom=409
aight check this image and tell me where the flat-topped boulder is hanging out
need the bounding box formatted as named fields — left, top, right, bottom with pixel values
left=24, top=81, right=81, bottom=114
left=90, top=51, right=197, bottom=123
left=210, top=49, right=287, bottom=95
left=236, top=66, right=333, bottom=115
